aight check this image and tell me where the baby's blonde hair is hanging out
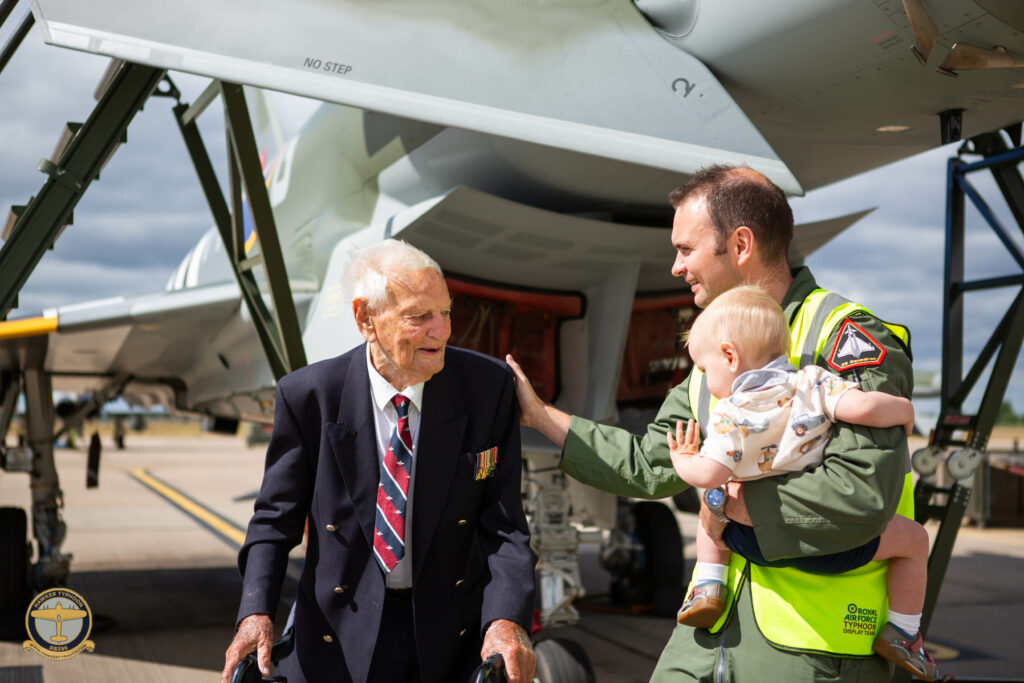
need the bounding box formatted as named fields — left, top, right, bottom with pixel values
left=686, top=285, right=790, bottom=365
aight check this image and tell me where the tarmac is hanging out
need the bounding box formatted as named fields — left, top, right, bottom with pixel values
left=1, top=432, right=1023, bottom=682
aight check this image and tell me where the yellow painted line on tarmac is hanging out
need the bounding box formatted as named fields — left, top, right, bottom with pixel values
left=925, top=641, right=959, bottom=661
left=130, top=467, right=246, bottom=547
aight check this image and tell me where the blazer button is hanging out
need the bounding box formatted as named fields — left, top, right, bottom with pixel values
left=325, top=523, right=337, bottom=532
left=323, top=634, right=334, bottom=643
left=457, top=519, right=468, bottom=527
left=334, top=585, right=347, bottom=594
left=455, top=579, right=464, bottom=588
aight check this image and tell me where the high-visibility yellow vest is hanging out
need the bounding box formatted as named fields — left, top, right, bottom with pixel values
left=687, top=288, right=913, bottom=655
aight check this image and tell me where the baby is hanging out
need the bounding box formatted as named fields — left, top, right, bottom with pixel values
left=668, top=285, right=935, bottom=681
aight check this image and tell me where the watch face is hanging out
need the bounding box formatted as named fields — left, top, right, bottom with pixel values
left=705, top=487, right=725, bottom=508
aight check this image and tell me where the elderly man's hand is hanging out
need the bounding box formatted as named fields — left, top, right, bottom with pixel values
left=481, top=619, right=535, bottom=683
left=221, top=614, right=274, bottom=683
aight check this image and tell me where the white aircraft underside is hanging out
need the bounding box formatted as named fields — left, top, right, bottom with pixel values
left=25, top=0, right=1024, bottom=193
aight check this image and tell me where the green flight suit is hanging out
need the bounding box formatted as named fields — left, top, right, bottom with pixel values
left=560, top=267, right=914, bottom=682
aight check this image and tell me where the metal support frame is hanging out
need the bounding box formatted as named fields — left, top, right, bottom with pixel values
left=0, top=61, right=165, bottom=320
left=0, top=1, right=33, bottom=77
left=0, top=59, right=166, bottom=592
left=171, top=78, right=306, bottom=380
left=0, top=0, right=20, bottom=28
left=0, top=371, right=17, bottom=443
left=939, top=133, right=1024, bottom=440
left=904, top=129, right=1024, bottom=683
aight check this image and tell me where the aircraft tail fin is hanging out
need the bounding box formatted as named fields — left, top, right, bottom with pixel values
left=242, top=86, right=285, bottom=170
left=789, top=208, right=876, bottom=266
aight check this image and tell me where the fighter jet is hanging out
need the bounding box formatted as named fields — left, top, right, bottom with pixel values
left=2, top=0, right=1024, bottom=672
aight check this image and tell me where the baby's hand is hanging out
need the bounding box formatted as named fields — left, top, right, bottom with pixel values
left=666, top=419, right=700, bottom=460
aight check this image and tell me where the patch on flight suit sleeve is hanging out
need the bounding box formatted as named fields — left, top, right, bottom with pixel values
left=826, top=319, right=886, bottom=372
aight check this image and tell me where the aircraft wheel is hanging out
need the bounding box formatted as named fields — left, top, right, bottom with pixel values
left=0, top=507, right=31, bottom=640
left=672, top=487, right=700, bottom=514
left=611, top=501, right=684, bottom=618
left=534, top=637, right=594, bottom=683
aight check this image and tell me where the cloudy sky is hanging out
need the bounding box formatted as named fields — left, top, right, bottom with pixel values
left=2, top=21, right=1022, bottom=417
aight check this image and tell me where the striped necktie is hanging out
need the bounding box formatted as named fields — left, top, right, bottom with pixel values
left=373, top=394, right=413, bottom=573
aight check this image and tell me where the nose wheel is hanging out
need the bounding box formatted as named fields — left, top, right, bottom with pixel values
left=605, top=500, right=684, bottom=618
left=534, top=637, right=595, bottom=683
left=0, top=507, right=31, bottom=640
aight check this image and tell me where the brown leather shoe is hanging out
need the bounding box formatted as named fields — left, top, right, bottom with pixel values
left=872, top=622, right=937, bottom=681
left=676, top=582, right=726, bottom=628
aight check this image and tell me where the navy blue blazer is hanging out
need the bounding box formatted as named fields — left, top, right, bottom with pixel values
left=237, top=345, right=536, bottom=683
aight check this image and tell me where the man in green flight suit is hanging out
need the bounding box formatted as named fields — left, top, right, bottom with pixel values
left=507, top=165, right=915, bottom=681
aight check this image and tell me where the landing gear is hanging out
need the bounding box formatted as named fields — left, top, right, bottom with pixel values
left=672, top=487, right=700, bottom=514
left=87, top=432, right=101, bottom=488
left=604, top=500, right=684, bottom=618
left=114, top=417, right=126, bottom=450
left=524, top=450, right=586, bottom=629
left=0, top=507, right=31, bottom=640
left=22, top=368, right=72, bottom=591
left=534, top=638, right=595, bottom=683
left=521, top=450, right=679, bottom=683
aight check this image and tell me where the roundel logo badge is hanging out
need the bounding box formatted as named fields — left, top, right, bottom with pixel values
left=23, top=588, right=96, bottom=660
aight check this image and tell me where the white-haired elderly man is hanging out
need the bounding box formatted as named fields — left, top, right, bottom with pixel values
left=222, top=239, right=537, bottom=683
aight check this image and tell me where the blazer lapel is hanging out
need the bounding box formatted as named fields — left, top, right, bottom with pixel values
left=325, top=347, right=378, bottom=550
left=412, top=368, right=467, bottom=582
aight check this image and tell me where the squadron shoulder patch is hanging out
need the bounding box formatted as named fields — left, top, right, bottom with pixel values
left=827, top=319, right=886, bottom=372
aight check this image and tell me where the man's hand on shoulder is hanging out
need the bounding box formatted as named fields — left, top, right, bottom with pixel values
left=506, top=354, right=571, bottom=448
left=221, top=613, right=274, bottom=683
left=481, top=618, right=535, bottom=683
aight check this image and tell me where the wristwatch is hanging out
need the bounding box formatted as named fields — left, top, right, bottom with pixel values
left=703, top=486, right=730, bottom=523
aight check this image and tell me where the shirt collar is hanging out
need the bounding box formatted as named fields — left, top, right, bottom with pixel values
left=782, top=266, right=820, bottom=324
left=731, top=354, right=797, bottom=394
left=365, top=344, right=424, bottom=413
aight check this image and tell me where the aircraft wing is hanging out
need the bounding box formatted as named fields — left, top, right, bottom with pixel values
left=788, top=209, right=875, bottom=267
left=0, top=282, right=253, bottom=410
left=27, top=0, right=801, bottom=194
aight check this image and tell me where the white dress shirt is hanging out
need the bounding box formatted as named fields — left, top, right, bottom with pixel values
left=365, top=345, right=424, bottom=589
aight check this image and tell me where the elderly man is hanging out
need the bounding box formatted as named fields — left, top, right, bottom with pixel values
left=509, top=165, right=914, bottom=682
left=223, top=239, right=536, bottom=683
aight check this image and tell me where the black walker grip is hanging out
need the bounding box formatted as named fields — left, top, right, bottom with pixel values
left=469, top=653, right=508, bottom=683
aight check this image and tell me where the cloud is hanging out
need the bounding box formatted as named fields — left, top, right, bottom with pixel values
left=795, top=142, right=1024, bottom=410
left=1, top=29, right=245, bottom=313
